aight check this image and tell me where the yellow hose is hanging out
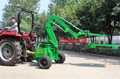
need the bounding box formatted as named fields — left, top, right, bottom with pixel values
left=26, top=50, right=35, bottom=54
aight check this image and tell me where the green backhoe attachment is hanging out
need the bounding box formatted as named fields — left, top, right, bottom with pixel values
left=33, top=14, right=118, bottom=69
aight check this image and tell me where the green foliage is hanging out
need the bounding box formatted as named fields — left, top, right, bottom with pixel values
left=75, top=0, right=120, bottom=43
left=50, top=0, right=67, bottom=7
left=20, top=20, right=31, bottom=32
left=49, top=0, right=78, bottom=22
left=112, top=1, right=120, bottom=21
left=0, top=22, right=3, bottom=28
left=76, top=0, right=105, bottom=32
left=2, top=0, right=40, bottom=31
left=34, top=11, right=49, bottom=37
left=48, top=0, right=80, bottom=38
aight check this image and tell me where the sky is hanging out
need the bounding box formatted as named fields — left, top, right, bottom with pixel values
left=0, top=0, right=51, bottom=21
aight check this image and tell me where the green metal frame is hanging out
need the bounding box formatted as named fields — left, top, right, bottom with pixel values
left=87, top=36, right=118, bottom=50
left=87, top=43, right=118, bottom=50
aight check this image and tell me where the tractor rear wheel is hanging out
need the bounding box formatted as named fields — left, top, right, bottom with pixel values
left=38, top=56, right=52, bottom=69
left=55, top=52, right=65, bottom=63
left=0, top=39, right=22, bottom=66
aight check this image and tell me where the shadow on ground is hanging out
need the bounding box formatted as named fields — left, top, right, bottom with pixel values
left=29, top=61, right=51, bottom=69
left=65, top=63, right=105, bottom=68
left=28, top=61, right=39, bottom=69
left=59, top=50, right=120, bottom=65
left=0, top=63, right=18, bottom=67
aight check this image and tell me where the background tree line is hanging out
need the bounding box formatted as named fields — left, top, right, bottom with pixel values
left=0, top=0, right=120, bottom=44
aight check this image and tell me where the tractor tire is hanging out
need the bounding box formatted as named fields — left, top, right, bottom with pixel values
left=0, top=39, right=22, bottom=66
left=38, top=56, right=52, bottom=69
left=55, top=52, right=65, bottom=63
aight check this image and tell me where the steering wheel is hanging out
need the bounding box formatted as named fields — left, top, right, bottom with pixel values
left=0, top=27, right=11, bottom=34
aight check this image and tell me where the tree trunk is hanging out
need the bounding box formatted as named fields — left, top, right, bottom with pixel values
left=107, top=24, right=115, bottom=44
left=110, top=33, right=113, bottom=44
left=107, top=33, right=113, bottom=44
left=107, top=21, right=115, bottom=44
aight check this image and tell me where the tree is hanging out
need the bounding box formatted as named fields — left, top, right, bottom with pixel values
left=76, top=0, right=105, bottom=31
left=48, top=0, right=80, bottom=38
left=76, top=0, right=120, bottom=44
left=49, top=0, right=78, bottom=21
left=97, top=0, right=120, bottom=44
left=34, top=11, right=49, bottom=37
left=111, top=1, right=120, bottom=29
left=50, top=0, right=67, bottom=7
left=2, top=0, right=40, bottom=31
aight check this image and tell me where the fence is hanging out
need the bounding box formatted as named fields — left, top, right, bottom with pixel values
left=35, top=35, right=120, bottom=44
left=95, top=36, right=120, bottom=44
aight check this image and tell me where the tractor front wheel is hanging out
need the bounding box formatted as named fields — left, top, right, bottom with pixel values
left=55, top=52, right=65, bottom=63
left=38, top=56, right=52, bottom=69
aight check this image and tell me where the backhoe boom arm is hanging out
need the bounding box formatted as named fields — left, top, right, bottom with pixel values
left=45, top=14, right=105, bottom=48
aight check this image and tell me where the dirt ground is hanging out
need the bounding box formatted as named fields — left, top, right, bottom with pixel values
left=0, top=50, right=120, bottom=79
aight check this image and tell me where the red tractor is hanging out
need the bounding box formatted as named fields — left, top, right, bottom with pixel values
left=0, top=7, right=37, bottom=66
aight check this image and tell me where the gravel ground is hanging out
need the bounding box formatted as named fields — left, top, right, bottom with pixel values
left=0, top=50, right=120, bottom=79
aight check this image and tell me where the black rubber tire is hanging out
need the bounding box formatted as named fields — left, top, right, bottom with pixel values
left=55, top=52, right=65, bottom=63
left=0, top=39, right=22, bottom=66
left=38, top=56, right=52, bottom=69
